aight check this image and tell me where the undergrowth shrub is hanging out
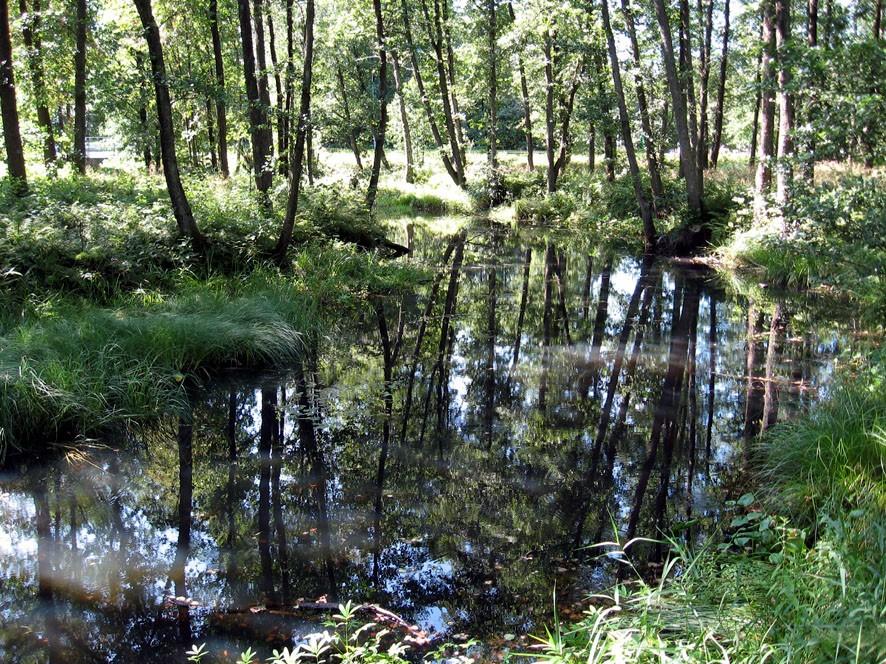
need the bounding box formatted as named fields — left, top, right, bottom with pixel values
left=718, top=175, right=886, bottom=323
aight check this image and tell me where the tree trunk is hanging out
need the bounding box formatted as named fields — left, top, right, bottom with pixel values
left=19, top=0, right=55, bottom=167
left=486, top=0, right=497, bottom=171
left=209, top=0, right=229, bottom=176
left=237, top=0, right=272, bottom=195
left=619, top=0, right=664, bottom=201
left=366, top=0, right=389, bottom=209
left=678, top=0, right=699, bottom=159
left=252, top=0, right=274, bottom=168
left=336, top=65, right=363, bottom=170
left=421, top=0, right=465, bottom=185
left=803, top=0, right=817, bottom=182
left=136, top=53, right=152, bottom=172
left=875, top=0, right=882, bottom=40
left=653, top=0, right=702, bottom=214
left=600, top=0, right=656, bottom=248
left=588, top=123, right=595, bottom=171
left=400, top=0, right=461, bottom=185
left=709, top=0, right=730, bottom=167
left=755, top=0, right=777, bottom=200
left=544, top=32, right=556, bottom=193
left=133, top=0, right=205, bottom=248
left=507, top=2, right=532, bottom=169
left=73, top=0, right=87, bottom=173
left=697, top=0, right=715, bottom=170
left=267, top=12, right=285, bottom=174
left=0, top=0, right=27, bottom=191
left=775, top=0, right=794, bottom=205
left=749, top=18, right=764, bottom=168
left=206, top=97, right=217, bottom=169
left=283, top=0, right=295, bottom=171
left=274, top=0, right=313, bottom=259
left=391, top=51, right=415, bottom=183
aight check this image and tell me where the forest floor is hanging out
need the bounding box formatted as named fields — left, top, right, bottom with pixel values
left=2, top=151, right=885, bottom=662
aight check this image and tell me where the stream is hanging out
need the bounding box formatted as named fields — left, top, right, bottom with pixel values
left=0, top=221, right=860, bottom=661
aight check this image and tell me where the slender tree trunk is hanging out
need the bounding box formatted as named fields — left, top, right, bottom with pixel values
left=749, top=19, right=764, bottom=168
left=136, top=53, right=152, bottom=172
left=283, top=0, right=294, bottom=168
left=253, top=0, right=273, bottom=165
left=588, top=123, right=595, bottom=171
left=755, top=0, right=777, bottom=201
left=803, top=0, right=817, bottom=182
left=619, top=0, right=664, bottom=201
left=421, top=0, right=465, bottom=185
left=600, top=0, right=656, bottom=248
left=0, top=0, right=27, bottom=191
left=400, top=0, right=460, bottom=184
left=133, top=0, right=205, bottom=248
left=366, top=0, right=389, bottom=209
left=679, top=0, right=699, bottom=158
left=507, top=2, right=533, bottom=169
left=73, top=0, right=87, bottom=173
left=209, top=0, right=229, bottom=176
left=274, top=0, right=313, bottom=259
left=775, top=0, right=794, bottom=204
left=206, top=97, right=217, bottom=169
left=19, top=0, right=55, bottom=166
left=486, top=0, right=497, bottom=171
left=441, top=0, right=466, bottom=166
left=875, top=0, right=882, bottom=40
left=391, top=51, right=415, bottom=183
left=697, top=0, right=715, bottom=169
left=544, top=32, right=557, bottom=193
left=709, top=0, right=730, bottom=167
left=237, top=0, right=272, bottom=195
left=336, top=66, right=363, bottom=170
left=267, top=12, right=285, bottom=173
left=653, top=0, right=702, bottom=214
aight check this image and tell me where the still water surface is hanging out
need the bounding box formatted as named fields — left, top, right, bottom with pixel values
left=0, top=223, right=856, bottom=661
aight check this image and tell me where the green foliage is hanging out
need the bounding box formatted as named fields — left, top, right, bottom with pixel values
left=514, top=192, right=576, bottom=225
left=0, top=246, right=422, bottom=450
left=185, top=601, right=474, bottom=664
left=531, top=353, right=886, bottom=663
left=718, top=175, right=886, bottom=324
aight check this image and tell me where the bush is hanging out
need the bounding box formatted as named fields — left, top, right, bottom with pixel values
left=514, top=192, right=576, bottom=225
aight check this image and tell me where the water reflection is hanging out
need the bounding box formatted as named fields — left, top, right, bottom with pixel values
left=0, top=225, right=856, bottom=660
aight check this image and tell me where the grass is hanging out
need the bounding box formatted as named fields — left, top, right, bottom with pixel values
left=715, top=174, right=886, bottom=326
left=528, top=352, right=886, bottom=663
left=0, top=246, right=423, bottom=451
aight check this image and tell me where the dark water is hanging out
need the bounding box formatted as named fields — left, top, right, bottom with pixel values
left=0, top=223, right=857, bottom=661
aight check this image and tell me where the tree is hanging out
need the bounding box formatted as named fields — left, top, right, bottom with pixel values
left=391, top=51, right=415, bottom=183
left=73, top=0, right=88, bottom=173
left=19, top=0, right=56, bottom=167
left=755, top=0, right=777, bottom=204
left=709, top=0, right=730, bottom=167
left=237, top=0, right=272, bottom=196
left=775, top=0, right=794, bottom=204
left=208, top=0, right=229, bottom=176
left=599, top=0, right=655, bottom=248
left=618, top=0, right=664, bottom=200
left=507, top=1, right=533, bottom=169
left=652, top=0, right=702, bottom=215
left=365, top=0, right=389, bottom=209
left=0, top=0, right=27, bottom=192
left=274, top=0, right=314, bottom=259
left=133, top=0, right=205, bottom=248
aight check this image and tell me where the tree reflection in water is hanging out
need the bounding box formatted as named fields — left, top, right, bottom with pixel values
left=0, top=225, right=849, bottom=661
